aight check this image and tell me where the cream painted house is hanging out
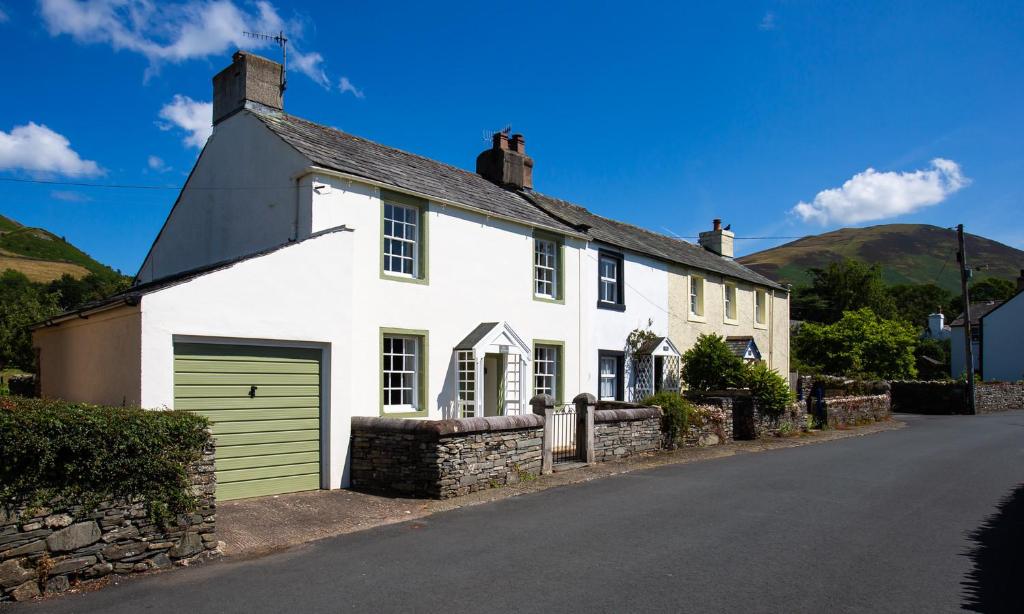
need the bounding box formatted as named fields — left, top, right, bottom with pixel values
left=33, top=51, right=788, bottom=500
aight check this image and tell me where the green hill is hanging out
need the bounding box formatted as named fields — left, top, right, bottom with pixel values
left=0, top=214, right=121, bottom=283
left=738, top=224, right=1024, bottom=293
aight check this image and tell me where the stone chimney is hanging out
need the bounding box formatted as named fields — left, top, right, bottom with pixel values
left=1017, top=269, right=1024, bottom=292
left=698, top=219, right=735, bottom=258
left=476, top=132, right=534, bottom=189
left=213, top=51, right=284, bottom=125
left=928, top=309, right=945, bottom=337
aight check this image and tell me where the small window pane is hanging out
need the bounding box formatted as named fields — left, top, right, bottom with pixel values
left=383, top=202, right=419, bottom=277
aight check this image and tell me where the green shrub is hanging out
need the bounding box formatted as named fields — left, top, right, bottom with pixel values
left=0, top=397, right=210, bottom=524
left=681, top=333, right=746, bottom=392
left=743, top=362, right=795, bottom=417
left=642, top=391, right=695, bottom=444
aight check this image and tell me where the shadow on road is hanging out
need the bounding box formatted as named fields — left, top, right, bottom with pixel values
left=962, top=482, right=1024, bottom=612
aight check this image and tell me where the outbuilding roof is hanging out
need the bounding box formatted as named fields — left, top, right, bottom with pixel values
left=950, top=301, right=1004, bottom=326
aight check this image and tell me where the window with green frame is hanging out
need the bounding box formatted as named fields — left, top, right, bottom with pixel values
left=380, top=190, right=429, bottom=284
left=532, top=341, right=564, bottom=403
left=380, top=327, right=429, bottom=416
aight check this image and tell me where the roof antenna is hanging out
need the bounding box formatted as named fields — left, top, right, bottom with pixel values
left=481, top=124, right=512, bottom=143
left=243, top=30, right=288, bottom=94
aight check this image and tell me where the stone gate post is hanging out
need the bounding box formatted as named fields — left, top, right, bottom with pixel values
left=573, top=392, right=596, bottom=464
left=530, top=394, right=554, bottom=474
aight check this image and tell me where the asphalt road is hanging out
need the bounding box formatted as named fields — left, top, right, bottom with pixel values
left=21, top=412, right=1024, bottom=613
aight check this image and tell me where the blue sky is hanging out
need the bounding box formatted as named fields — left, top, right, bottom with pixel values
left=0, top=1, right=1021, bottom=276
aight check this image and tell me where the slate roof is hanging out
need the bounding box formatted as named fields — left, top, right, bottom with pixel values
left=522, top=192, right=786, bottom=290
left=950, top=301, right=1004, bottom=326
left=250, top=106, right=785, bottom=290
left=249, top=109, right=580, bottom=236
left=455, top=322, right=500, bottom=350
left=725, top=336, right=761, bottom=360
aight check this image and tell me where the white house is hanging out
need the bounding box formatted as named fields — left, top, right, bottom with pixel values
left=975, top=272, right=1024, bottom=382
left=33, top=51, right=788, bottom=501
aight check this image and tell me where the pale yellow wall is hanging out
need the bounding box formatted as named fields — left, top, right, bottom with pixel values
left=33, top=305, right=142, bottom=406
left=667, top=265, right=790, bottom=376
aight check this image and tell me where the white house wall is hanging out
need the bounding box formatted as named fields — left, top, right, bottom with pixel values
left=136, top=112, right=313, bottom=283
left=981, top=296, right=1024, bottom=381
left=138, top=231, right=355, bottom=488
left=307, top=174, right=584, bottom=418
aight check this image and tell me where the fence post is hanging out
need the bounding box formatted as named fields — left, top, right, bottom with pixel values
left=573, top=392, right=596, bottom=464
left=530, top=394, right=554, bottom=474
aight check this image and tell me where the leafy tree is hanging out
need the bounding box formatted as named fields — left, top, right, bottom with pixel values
left=791, top=259, right=895, bottom=324
left=0, top=270, right=60, bottom=371
left=743, top=362, right=795, bottom=417
left=47, top=272, right=131, bottom=311
left=681, top=333, right=746, bottom=391
left=793, top=308, right=918, bottom=379
left=887, top=283, right=953, bottom=330
left=948, top=277, right=1018, bottom=316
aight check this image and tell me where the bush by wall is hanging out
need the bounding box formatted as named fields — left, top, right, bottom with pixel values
left=744, top=362, right=794, bottom=417
left=681, top=334, right=746, bottom=392
left=0, top=397, right=211, bottom=523
left=641, top=391, right=695, bottom=446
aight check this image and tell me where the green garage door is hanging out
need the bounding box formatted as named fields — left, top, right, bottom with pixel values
left=174, top=343, right=321, bottom=501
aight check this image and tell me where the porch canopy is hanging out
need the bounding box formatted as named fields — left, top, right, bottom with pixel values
left=632, top=336, right=681, bottom=401
left=454, top=322, right=532, bottom=418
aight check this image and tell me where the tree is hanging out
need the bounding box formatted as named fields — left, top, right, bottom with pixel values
left=681, top=333, right=746, bottom=391
left=888, top=283, right=953, bottom=330
left=47, top=272, right=131, bottom=311
left=793, top=308, right=918, bottom=379
left=0, top=270, right=60, bottom=371
left=791, top=259, right=895, bottom=324
left=915, top=337, right=951, bottom=380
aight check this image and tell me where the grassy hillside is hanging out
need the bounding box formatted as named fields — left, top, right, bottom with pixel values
left=738, top=224, right=1024, bottom=293
left=0, top=214, right=121, bottom=283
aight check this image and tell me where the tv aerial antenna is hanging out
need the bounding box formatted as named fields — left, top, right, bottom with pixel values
left=480, top=125, right=512, bottom=144
left=243, top=30, right=288, bottom=93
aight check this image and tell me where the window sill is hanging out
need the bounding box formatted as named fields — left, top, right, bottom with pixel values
left=688, top=313, right=707, bottom=323
left=380, top=272, right=429, bottom=286
left=380, top=406, right=429, bottom=418
left=723, top=318, right=740, bottom=326
left=533, top=294, right=565, bottom=305
left=596, top=301, right=626, bottom=312
left=753, top=321, right=768, bottom=330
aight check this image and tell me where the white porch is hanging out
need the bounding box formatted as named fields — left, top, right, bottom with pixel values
left=454, top=322, right=532, bottom=418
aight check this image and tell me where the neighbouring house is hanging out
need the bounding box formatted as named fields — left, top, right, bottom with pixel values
left=950, top=300, right=1005, bottom=379
left=923, top=309, right=951, bottom=341
left=32, top=51, right=789, bottom=501
left=975, top=271, right=1024, bottom=382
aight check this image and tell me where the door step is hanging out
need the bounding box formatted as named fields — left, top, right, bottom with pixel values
left=552, top=462, right=588, bottom=473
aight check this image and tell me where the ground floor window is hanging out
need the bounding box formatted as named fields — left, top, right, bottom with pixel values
left=598, top=350, right=624, bottom=401
left=382, top=333, right=422, bottom=412
left=457, top=349, right=475, bottom=417
left=534, top=343, right=561, bottom=401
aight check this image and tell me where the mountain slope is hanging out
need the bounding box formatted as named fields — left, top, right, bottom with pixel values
left=738, top=224, right=1024, bottom=293
left=0, top=214, right=120, bottom=283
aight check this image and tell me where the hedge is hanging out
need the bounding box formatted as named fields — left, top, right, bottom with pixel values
left=0, top=397, right=210, bottom=523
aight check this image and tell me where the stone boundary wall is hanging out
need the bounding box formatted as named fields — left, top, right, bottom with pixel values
left=681, top=405, right=734, bottom=447
left=350, top=415, right=544, bottom=499
left=975, top=382, right=1024, bottom=413
left=592, top=407, right=662, bottom=462
left=890, top=381, right=969, bottom=415
left=0, top=441, right=218, bottom=602
left=692, top=392, right=807, bottom=439
left=820, top=394, right=891, bottom=428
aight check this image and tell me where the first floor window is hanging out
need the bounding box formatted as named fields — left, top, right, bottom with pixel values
left=690, top=275, right=705, bottom=316
left=599, top=254, right=620, bottom=305
left=724, top=283, right=738, bottom=321
left=383, top=202, right=419, bottom=277
left=534, top=344, right=560, bottom=400
left=534, top=238, right=558, bottom=299
left=755, top=289, right=767, bottom=325
left=383, top=335, right=419, bottom=410
left=598, top=352, right=623, bottom=401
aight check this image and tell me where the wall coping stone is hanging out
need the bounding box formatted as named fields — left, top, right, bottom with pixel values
left=351, top=414, right=544, bottom=437
left=594, top=406, right=663, bottom=423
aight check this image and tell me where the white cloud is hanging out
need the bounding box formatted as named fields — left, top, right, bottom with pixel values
left=39, top=0, right=331, bottom=86
left=792, top=158, right=970, bottom=225
left=0, top=122, right=103, bottom=177
left=0, top=6, right=9, bottom=23
left=338, top=76, right=364, bottom=99
left=51, top=190, right=91, bottom=202
left=158, top=95, right=212, bottom=148
left=147, top=154, right=171, bottom=172
left=758, top=11, right=777, bottom=31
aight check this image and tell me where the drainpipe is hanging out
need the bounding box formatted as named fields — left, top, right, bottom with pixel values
left=293, top=176, right=301, bottom=241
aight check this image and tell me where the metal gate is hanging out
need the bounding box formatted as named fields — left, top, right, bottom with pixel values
left=551, top=405, right=580, bottom=463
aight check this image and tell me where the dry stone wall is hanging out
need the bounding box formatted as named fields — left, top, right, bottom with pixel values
left=975, top=382, right=1024, bottom=413
left=592, top=407, right=663, bottom=462
left=350, top=415, right=544, bottom=499
left=0, top=441, right=218, bottom=602
left=820, top=394, right=891, bottom=428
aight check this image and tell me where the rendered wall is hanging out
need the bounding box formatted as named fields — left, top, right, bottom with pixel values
left=33, top=306, right=142, bottom=406
left=980, top=295, right=1024, bottom=382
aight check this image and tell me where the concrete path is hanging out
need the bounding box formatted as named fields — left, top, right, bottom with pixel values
left=21, top=412, right=1024, bottom=613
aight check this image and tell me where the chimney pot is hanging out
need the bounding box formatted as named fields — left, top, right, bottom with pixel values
left=510, top=134, right=525, bottom=154
left=213, top=51, right=284, bottom=125
left=713, top=218, right=722, bottom=231
left=492, top=132, right=509, bottom=150
left=476, top=131, right=533, bottom=190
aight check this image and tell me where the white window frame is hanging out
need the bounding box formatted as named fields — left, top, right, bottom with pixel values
left=457, top=349, right=476, bottom=418
left=689, top=275, right=706, bottom=321
left=599, top=255, right=619, bottom=305
left=382, top=334, right=419, bottom=411
left=724, top=283, right=738, bottom=323
left=754, top=289, right=768, bottom=328
left=534, top=238, right=558, bottom=299
left=599, top=356, right=618, bottom=401
left=383, top=202, right=419, bottom=278
left=533, top=345, right=559, bottom=400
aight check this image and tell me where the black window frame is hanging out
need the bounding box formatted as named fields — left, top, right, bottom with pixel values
left=596, top=249, right=625, bottom=311
left=597, top=350, right=625, bottom=402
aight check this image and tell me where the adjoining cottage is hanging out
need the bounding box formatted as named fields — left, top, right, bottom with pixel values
left=32, top=51, right=789, bottom=500
left=950, top=270, right=1024, bottom=381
